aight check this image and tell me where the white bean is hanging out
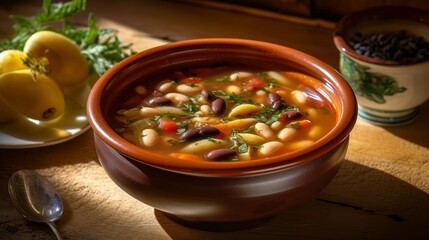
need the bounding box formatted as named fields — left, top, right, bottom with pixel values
left=258, top=141, right=283, bottom=157
left=255, top=122, right=275, bottom=140
left=254, top=90, right=268, bottom=104
left=270, top=121, right=283, bottom=131
left=226, top=85, right=241, bottom=94
left=277, top=127, right=298, bottom=141
left=164, top=92, right=190, bottom=106
left=157, top=80, right=176, bottom=93
left=267, top=71, right=292, bottom=87
left=229, top=71, right=252, bottom=81
left=141, top=129, right=160, bottom=147
left=200, top=104, right=211, bottom=115
left=256, top=90, right=267, bottom=97
left=291, top=90, right=308, bottom=105
left=176, top=83, right=203, bottom=95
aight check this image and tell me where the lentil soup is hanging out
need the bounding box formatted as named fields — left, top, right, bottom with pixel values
left=113, top=64, right=336, bottom=162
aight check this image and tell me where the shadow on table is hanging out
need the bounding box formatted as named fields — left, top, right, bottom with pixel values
left=154, top=160, right=429, bottom=240
left=382, top=100, right=429, bottom=149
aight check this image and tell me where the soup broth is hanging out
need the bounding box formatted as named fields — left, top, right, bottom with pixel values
left=113, top=65, right=336, bottom=162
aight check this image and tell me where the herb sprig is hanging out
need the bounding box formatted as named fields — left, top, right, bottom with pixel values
left=0, top=0, right=135, bottom=76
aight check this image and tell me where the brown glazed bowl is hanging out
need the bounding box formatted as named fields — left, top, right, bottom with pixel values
left=87, top=38, right=357, bottom=230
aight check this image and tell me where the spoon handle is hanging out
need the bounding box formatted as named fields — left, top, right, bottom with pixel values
left=47, top=221, right=64, bottom=240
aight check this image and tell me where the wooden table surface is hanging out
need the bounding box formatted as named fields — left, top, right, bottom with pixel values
left=1, top=1, right=428, bottom=239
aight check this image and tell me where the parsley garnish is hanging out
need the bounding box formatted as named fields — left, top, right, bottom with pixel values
left=183, top=103, right=200, bottom=113
left=229, top=128, right=249, bottom=154
left=167, top=139, right=179, bottom=145
left=258, top=72, right=278, bottom=88
left=176, top=121, right=189, bottom=134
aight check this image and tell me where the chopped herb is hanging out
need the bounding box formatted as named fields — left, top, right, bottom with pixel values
left=183, top=103, right=200, bottom=113
left=318, top=107, right=330, bottom=114
left=176, top=128, right=187, bottom=134
left=167, top=139, right=179, bottom=145
left=229, top=128, right=250, bottom=154
left=176, top=121, right=189, bottom=134
left=226, top=92, right=244, bottom=103
left=288, top=121, right=301, bottom=129
left=265, top=115, right=279, bottom=125
left=241, top=125, right=255, bottom=133
left=213, top=90, right=228, bottom=97
left=258, top=72, right=278, bottom=88
left=238, top=143, right=248, bottom=153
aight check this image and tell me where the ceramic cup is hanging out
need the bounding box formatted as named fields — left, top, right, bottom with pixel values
left=334, top=6, right=429, bottom=125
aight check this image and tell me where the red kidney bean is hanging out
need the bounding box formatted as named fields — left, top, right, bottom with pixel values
left=180, top=126, right=221, bottom=141
left=201, top=89, right=215, bottom=102
left=267, top=93, right=283, bottom=110
left=205, top=149, right=237, bottom=161
left=180, top=128, right=201, bottom=141
left=147, top=96, right=172, bottom=106
left=199, top=126, right=221, bottom=136
left=267, top=92, right=281, bottom=104
left=272, top=101, right=283, bottom=110
left=284, top=110, right=303, bottom=120
left=211, top=98, right=226, bottom=115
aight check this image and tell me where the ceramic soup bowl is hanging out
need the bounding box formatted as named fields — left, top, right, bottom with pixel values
left=87, top=38, right=357, bottom=230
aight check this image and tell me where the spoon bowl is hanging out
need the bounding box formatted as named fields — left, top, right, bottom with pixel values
left=8, top=170, right=64, bottom=240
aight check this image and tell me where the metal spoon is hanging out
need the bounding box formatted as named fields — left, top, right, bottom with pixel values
left=8, top=170, right=64, bottom=240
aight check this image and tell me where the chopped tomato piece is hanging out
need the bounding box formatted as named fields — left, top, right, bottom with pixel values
left=180, top=77, right=202, bottom=84
left=245, top=77, right=265, bottom=91
left=158, top=118, right=179, bottom=133
left=288, top=119, right=312, bottom=129
left=279, top=115, right=288, bottom=124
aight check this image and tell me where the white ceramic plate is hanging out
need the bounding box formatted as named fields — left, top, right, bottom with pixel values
left=0, top=84, right=91, bottom=148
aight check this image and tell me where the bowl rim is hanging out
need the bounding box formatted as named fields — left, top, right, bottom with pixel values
left=333, top=6, right=429, bottom=66
left=87, top=38, right=357, bottom=175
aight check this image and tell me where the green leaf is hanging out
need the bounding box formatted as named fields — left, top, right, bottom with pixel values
left=0, top=0, right=135, bottom=77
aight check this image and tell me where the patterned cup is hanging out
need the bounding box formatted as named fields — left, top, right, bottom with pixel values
left=334, top=6, right=429, bottom=125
